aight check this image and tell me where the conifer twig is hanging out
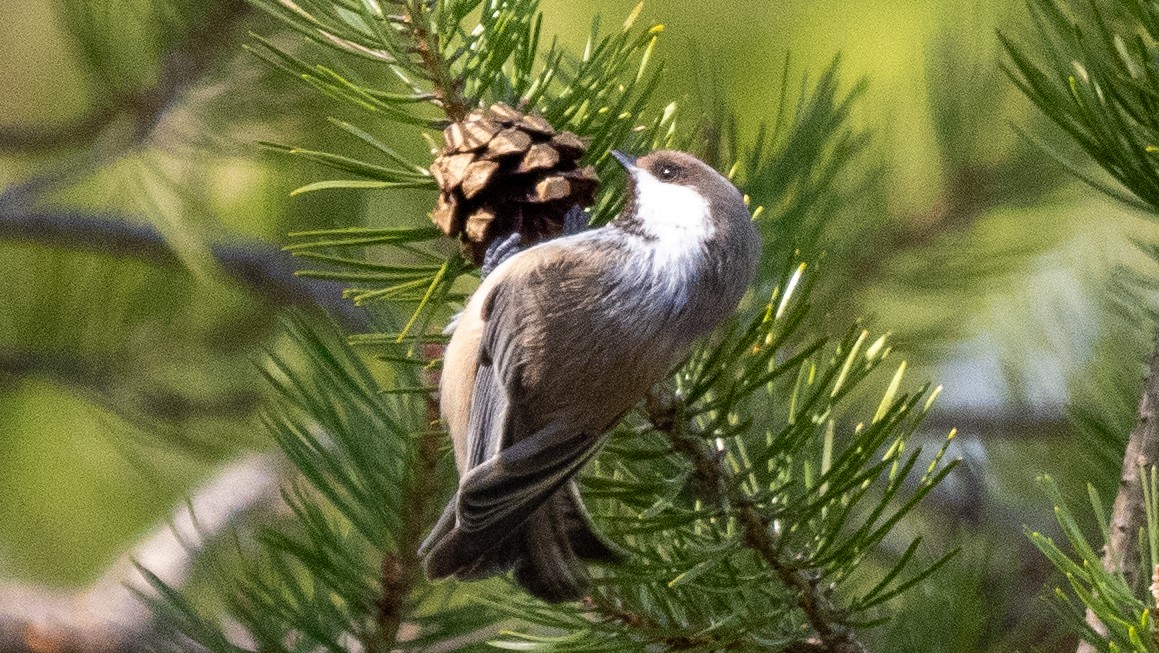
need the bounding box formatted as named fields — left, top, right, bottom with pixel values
left=1077, top=329, right=1159, bottom=653
left=648, top=393, right=868, bottom=653
left=583, top=595, right=709, bottom=650
left=380, top=430, right=443, bottom=642
left=364, top=5, right=475, bottom=644
left=401, top=1, right=470, bottom=122
left=372, top=344, right=444, bottom=651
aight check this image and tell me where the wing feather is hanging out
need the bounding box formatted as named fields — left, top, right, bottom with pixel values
left=428, top=239, right=649, bottom=578
left=451, top=247, right=609, bottom=538
left=465, top=359, right=507, bottom=469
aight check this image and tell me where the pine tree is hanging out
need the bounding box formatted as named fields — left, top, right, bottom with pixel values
left=122, top=1, right=958, bottom=651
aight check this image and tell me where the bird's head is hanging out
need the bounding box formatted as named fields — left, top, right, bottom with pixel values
left=610, top=149, right=749, bottom=243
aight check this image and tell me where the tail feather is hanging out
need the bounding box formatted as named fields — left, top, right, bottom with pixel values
left=514, top=506, right=585, bottom=602
left=421, top=493, right=523, bottom=581
left=421, top=481, right=620, bottom=602
left=417, top=500, right=455, bottom=560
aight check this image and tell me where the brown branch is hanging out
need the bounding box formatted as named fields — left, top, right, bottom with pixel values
left=582, top=595, right=715, bottom=650
left=647, top=394, right=868, bottom=653
left=0, top=106, right=122, bottom=153
left=736, top=504, right=862, bottom=653
left=0, top=347, right=261, bottom=428
left=370, top=342, right=446, bottom=652
left=372, top=427, right=440, bottom=651
left=0, top=209, right=368, bottom=331
left=1078, top=329, right=1159, bottom=653
left=401, top=1, right=470, bottom=122
left=366, top=3, right=480, bottom=643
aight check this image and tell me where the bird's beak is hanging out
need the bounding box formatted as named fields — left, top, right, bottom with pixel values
left=611, top=150, right=638, bottom=170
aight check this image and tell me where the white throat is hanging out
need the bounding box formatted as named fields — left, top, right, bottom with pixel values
left=627, top=170, right=716, bottom=307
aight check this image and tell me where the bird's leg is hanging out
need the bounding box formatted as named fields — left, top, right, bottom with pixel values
left=446, top=229, right=524, bottom=335
left=481, top=206, right=588, bottom=278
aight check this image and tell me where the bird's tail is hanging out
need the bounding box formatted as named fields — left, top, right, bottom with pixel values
left=421, top=481, right=621, bottom=603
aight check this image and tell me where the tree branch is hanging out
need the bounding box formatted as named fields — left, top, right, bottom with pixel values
left=0, top=107, right=122, bottom=153
left=1077, top=328, right=1159, bottom=653
left=371, top=342, right=445, bottom=651
left=582, top=595, right=713, bottom=650
left=0, top=0, right=251, bottom=153
left=648, top=393, right=868, bottom=653
left=366, top=5, right=476, bottom=643
left=0, top=347, right=260, bottom=424
left=0, top=209, right=368, bottom=331
left=401, top=1, right=470, bottom=122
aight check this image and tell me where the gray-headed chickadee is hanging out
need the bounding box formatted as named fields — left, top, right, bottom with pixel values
left=420, top=149, right=761, bottom=602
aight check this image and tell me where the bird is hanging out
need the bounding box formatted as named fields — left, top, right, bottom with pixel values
left=419, top=148, right=761, bottom=602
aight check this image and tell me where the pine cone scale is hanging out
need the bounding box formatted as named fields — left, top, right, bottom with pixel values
left=486, top=129, right=533, bottom=159
left=462, top=160, right=499, bottom=199
left=518, top=143, right=561, bottom=173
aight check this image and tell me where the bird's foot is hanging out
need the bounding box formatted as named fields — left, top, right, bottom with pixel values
left=481, top=231, right=524, bottom=279
left=480, top=205, right=587, bottom=280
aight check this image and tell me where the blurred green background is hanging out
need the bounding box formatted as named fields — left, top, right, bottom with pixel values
left=2, top=0, right=1154, bottom=650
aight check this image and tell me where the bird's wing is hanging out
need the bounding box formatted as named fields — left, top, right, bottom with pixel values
left=463, top=351, right=507, bottom=469
left=456, top=245, right=612, bottom=535
left=421, top=416, right=605, bottom=579
left=456, top=420, right=602, bottom=533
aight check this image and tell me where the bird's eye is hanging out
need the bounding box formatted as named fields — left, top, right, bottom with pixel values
left=657, top=164, right=681, bottom=181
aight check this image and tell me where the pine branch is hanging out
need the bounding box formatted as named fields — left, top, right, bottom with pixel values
left=651, top=394, right=868, bottom=653
left=127, top=2, right=958, bottom=650
left=481, top=271, right=955, bottom=652
left=400, top=1, right=470, bottom=122
left=582, top=595, right=713, bottom=650
left=373, top=344, right=445, bottom=652
left=130, top=319, right=493, bottom=653
left=0, top=208, right=368, bottom=330
left=1002, top=0, right=1159, bottom=215
left=1104, top=331, right=1159, bottom=592
left=1007, top=3, right=1159, bottom=649
left=333, top=3, right=486, bottom=639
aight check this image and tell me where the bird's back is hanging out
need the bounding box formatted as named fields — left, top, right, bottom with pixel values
left=444, top=231, right=688, bottom=455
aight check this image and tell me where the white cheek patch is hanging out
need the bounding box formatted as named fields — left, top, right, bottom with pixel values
left=633, top=170, right=714, bottom=241
left=629, top=169, right=715, bottom=307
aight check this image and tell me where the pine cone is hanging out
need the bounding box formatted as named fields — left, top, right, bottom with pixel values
left=430, top=102, right=599, bottom=264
